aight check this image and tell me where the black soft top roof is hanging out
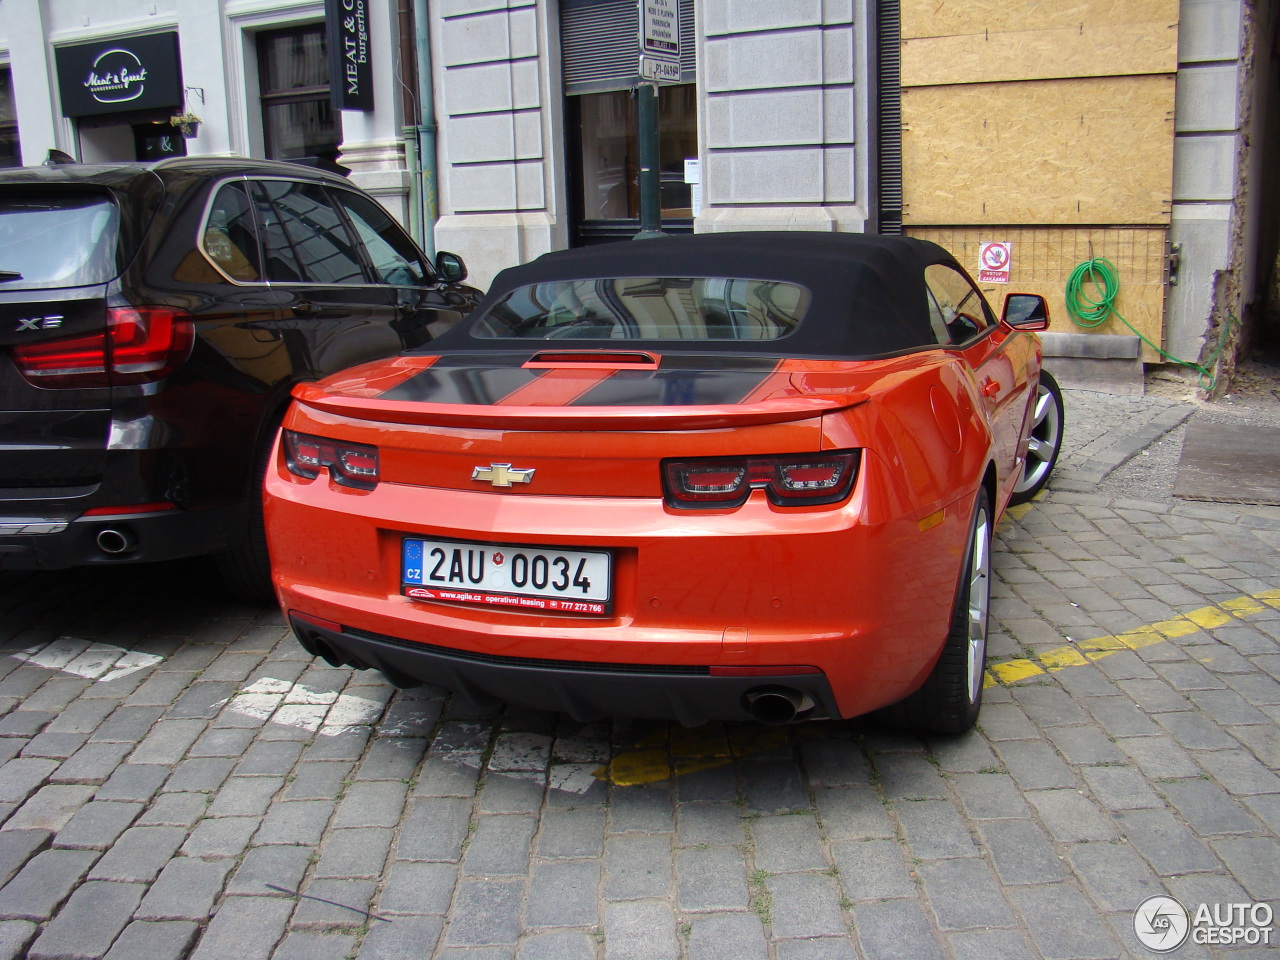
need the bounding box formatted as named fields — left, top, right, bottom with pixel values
left=445, top=232, right=966, bottom=358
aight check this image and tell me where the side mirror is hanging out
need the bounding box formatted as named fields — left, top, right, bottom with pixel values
left=435, top=251, right=467, bottom=284
left=1002, top=293, right=1049, bottom=331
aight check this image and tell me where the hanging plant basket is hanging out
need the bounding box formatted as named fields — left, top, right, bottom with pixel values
left=170, top=114, right=201, bottom=139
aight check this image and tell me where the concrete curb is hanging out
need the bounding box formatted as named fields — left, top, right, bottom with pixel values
left=1051, top=404, right=1196, bottom=487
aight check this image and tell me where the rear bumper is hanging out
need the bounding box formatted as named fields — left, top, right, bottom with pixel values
left=266, top=429, right=974, bottom=721
left=290, top=613, right=841, bottom=726
left=0, top=504, right=246, bottom=569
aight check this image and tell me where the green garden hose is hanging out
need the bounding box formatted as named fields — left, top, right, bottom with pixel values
left=1064, top=257, right=1237, bottom=391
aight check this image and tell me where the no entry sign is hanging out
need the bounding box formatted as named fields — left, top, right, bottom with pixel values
left=978, top=241, right=1012, bottom=283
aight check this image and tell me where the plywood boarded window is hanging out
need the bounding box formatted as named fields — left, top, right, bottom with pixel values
left=898, top=0, right=1180, bottom=359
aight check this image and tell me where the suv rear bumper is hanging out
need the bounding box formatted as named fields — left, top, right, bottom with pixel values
left=0, top=504, right=247, bottom=569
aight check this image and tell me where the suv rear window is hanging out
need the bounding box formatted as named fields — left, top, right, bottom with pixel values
left=0, top=190, right=120, bottom=289
left=472, top=277, right=810, bottom=341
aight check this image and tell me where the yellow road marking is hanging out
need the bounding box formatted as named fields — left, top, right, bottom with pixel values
left=989, top=660, right=1046, bottom=684
left=984, top=588, right=1278, bottom=688
left=1185, top=606, right=1234, bottom=629
left=593, top=492, right=1277, bottom=785
left=596, top=727, right=789, bottom=787
left=591, top=575, right=1277, bottom=785
left=1221, top=596, right=1269, bottom=617
left=1038, top=647, right=1090, bottom=670
left=1005, top=502, right=1035, bottom=522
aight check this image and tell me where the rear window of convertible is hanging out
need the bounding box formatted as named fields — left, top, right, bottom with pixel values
left=471, top=277, right=811, bottom=341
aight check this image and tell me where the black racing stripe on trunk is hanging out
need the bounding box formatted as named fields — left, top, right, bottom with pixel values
left=427, top=352, right=533, bottom=369
left=379, top=366, right=541, bottom=406
left=571, top=359, right=779, bottom=407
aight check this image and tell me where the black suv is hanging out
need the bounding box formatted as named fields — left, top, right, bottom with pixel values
left=0, top=157, right=481, bottom=595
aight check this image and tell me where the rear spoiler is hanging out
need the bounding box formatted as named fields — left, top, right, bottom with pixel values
left=290, top=383, right=868, bottom=432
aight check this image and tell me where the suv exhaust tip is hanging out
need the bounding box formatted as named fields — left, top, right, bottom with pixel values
left=95, top=528, right=138, bottom=555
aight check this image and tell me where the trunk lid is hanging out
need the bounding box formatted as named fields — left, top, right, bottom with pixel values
left=289, top=352, right=873, bottom=498
left=0, top=187, right=122, bottom=491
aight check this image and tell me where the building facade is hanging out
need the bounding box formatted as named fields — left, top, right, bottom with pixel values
left=0, top=0, right=412, bottom=229
left=430, top=0, right=872, bottom=284
left=0, top=0, right=875, bottom=289
left=0, top=0, right=1272, bottom=386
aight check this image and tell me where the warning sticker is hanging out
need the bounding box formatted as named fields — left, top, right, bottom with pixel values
left=978, top=241, right=1012, bottom=283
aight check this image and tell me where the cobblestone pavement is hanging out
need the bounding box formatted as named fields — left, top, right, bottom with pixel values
left=0, top=387, right=1278, bottom=960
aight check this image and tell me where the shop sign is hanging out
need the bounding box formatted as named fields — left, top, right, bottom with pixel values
left=326, top=0, right=375, bottom=111
left=55, top=32, right=182, bottom=118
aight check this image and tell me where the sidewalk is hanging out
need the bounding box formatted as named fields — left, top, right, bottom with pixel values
left=1053, top=388, right=1197, bottom=492
left=1056, top=381, right=1280, bottom=521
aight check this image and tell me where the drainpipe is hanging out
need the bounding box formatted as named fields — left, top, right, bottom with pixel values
left=413, top=0, right=438, bottom=260
left=402, top=128, right=422, bottom=244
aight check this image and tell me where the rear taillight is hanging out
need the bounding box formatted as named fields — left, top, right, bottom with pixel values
left=107, top=307, right=195, bottom=384
left=284, top=430, right=380, bottom=489
left=12, top=306, right=194, bottom=388
left=663, top=450, right=859, bottom=508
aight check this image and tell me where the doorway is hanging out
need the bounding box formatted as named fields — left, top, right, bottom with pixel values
left=567, top=84, right=697, bottom=245
left=1243, top=5, right=1280, bottom=363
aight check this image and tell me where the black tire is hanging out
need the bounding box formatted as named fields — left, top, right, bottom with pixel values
left=214, top=425, right=278, bottom=601
left=1009, top=368, right=1064, bottom=505
left=881, top=488, right=992, bottom=734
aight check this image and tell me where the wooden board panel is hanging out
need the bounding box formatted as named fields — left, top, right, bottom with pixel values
left=908, top=226, right=1169, bottom=362
left=902, top=23, right=1177, bottom=88
left=901, top=76, right=1176, bottom=226
left=901, top=0, right=1179, bottom=40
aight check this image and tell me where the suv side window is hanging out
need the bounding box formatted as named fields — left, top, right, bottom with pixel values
left=333, top=190, right=430, bottom=286
left=202, top=182, right=263, bottom=282
left=253, top=180, right=366, bottom=285
left=924, top=264, right=992, bottom=345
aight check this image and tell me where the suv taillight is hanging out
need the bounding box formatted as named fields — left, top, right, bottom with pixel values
left=12, top=306, right=194, bottom=388
left=284, top=430, right=380, bottom=489
left=663, top=451, right=859, bottom=508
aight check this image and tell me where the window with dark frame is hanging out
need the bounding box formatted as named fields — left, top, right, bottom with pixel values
left=334, top=190, right=430, bottom=285
left=257, top=24, right=344, bottom=171
left=0, top=67, right=21, bottom=168
left=575, top=85, right=697, bottom=222
left=254, top=179, right=365, bottom=284
left=560, top=0, right=698, bottom=245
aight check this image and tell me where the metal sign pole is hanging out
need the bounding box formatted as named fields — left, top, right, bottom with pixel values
left=635, top=81, right=664, bottom=240
left=635, top=0, right=679, bottom=240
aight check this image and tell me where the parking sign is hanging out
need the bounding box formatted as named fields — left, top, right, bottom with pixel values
left=639, top=0, right=680, bottom=83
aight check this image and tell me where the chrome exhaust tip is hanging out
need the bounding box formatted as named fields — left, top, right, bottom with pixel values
left=745, top=687, right=815, bottom=725
left=95, top=527, right=137, bottom=555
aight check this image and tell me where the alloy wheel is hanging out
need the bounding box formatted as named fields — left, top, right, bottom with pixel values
left=1014, top=380, right=1063, bottom=496
left=965, top=505, right=992, bottom=704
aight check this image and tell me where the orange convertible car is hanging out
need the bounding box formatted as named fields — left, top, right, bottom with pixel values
left=264, top=233, right=1063, bottom=732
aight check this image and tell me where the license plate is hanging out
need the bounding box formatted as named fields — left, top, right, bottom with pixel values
left=402, top=537, right=612, bottom=615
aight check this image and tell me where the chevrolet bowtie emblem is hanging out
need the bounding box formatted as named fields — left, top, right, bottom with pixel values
left=472, top=463, right=535, bottom=487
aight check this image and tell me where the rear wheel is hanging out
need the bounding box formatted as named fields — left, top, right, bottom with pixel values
left=1010, top=369, right=1063, bottom=505
left=882, top=488, right=992, bottom=734
left=215, top=425, right=278, bottom=601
